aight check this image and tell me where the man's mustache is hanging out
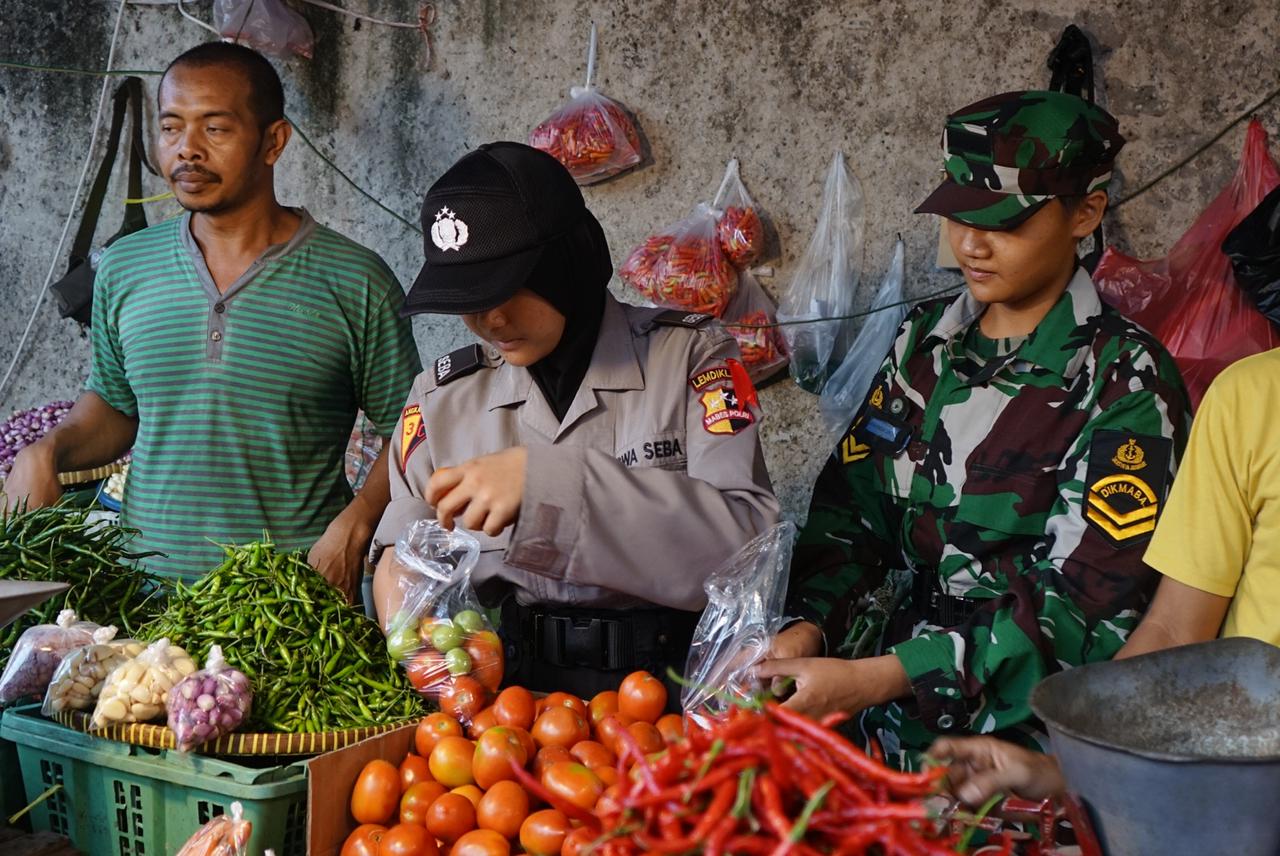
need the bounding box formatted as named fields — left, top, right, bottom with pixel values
left=170, top=166, right=220, bottom=182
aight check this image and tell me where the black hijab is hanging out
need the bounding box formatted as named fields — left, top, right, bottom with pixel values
left=525, top=213, right=614, bottom=422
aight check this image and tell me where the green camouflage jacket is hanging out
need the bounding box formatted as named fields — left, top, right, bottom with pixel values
left=790, top=269, right=1190, bottom=768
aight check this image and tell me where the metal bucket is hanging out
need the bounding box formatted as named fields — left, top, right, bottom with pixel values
left=1030, top=637, right=1280, bottom=856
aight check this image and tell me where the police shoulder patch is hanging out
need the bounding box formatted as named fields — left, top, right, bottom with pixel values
left=654, top=310, right=713, bottom=329
left=400, top=403, right=426, bottom=467
left=1084, top=430, right=1172, bottom=547
left=434, top=344, right=486, bottom=386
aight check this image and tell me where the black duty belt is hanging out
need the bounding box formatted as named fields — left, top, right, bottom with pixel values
left=913, top=572, right=983, bottom=628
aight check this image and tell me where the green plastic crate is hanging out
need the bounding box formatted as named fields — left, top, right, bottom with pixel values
left=1, top=705, right=308, bottom=856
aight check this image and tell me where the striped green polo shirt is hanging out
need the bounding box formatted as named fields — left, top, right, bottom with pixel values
left=87, top=209, right=422, bottom=579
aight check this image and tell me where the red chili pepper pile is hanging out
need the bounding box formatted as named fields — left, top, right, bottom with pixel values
left=514, top=700, right=1013, bottom=855
left=619, top=225, right=737, bottom=316
left=717, top=205, right=765, bottom=268
left=529, top=91, right=642, bottom=184
left=728, top=310, right=787, bottom=375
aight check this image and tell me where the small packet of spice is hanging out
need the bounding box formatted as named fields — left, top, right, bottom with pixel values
left=529, top=23, right=642, bottom=185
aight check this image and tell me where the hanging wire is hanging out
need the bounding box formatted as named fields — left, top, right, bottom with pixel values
left=174, top=0, right=220, bottom=35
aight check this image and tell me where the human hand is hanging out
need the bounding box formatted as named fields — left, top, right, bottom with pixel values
left=2, top=445, right=63, bottom=512
left=760, top=622, right=824, bottom=695
left=426, top=447, right=528, bottom=536
left=754, top=654, right=911, bottom=720
left=308, top=506, right=373, bottom=603
left=928, top=736, right=1066, bottom=806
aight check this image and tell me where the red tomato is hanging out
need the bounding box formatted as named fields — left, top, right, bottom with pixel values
left=519, top=809, right=569, bottom=856
left=425, top=792, right=477, bottom=843
left=591, top=765, right=619, bottom=787
left=568, top=740, right=614, bottom=769
left=472, top=726, right=530, bottom=790
left=379, top=822, right=439, bottom=856
left=618, top=671, right=667, bottom=723
left=594, top=715, right=634, bottom=757
left=416, top=713, right=464, bottom=757
left=400, top=754, right=433, bottom=792
left=452, top=785, right=484, bottom=809
left=492, top=686, right=537, bottom=731
left=542, top=692, right=588, bottom=719
left=477, top=779, right=530, bottom=839
left=463, top=631, right=505, bottom=694
left=428, top=735, right=476, bottom=788
left=532, top=744, right=573, bottom=780
left=352, top=760, right=401, bottom=825
left=561, top=826, right=597, bottom=856
left=468, top=706, right=498, bottom=740
left=451, top=828, right=511, bottom=856
left=440, top=676, right=488, bottom=723
left=399, top=781, right=447, bottom=826
left=405, top=650, right=450, bottom=695
left=627, top=721, right=665, bottom=755
left=531, top=707, right=590, bottom=750
left=341, top=824, right=386, bottom=856
left=541, top=762, right=604, bottom=812
left=655, top=713, right=685, bottom=745
left=587, top=691, right=619, bottom=729
left=595, top=784, right=625, bottom=819
left=509, top=726, right=537, bottom=762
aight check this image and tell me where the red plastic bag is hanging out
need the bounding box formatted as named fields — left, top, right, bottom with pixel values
left=1094, top=119, right=1280, bottom=406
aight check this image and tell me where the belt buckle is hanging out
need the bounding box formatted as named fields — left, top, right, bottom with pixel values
left=560, top=617, right=606, bottom=669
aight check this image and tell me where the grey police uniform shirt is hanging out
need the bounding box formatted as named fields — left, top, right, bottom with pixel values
left=371, top=293, right=781, bottom=611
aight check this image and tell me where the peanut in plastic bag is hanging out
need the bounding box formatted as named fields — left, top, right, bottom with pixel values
left=386, top=521, right=502, bottom=724
left=619, top=202, right=738, bottom=316
left=168, top=645, right=253, bottom=752
left=778, top=152, right=865, bottom=393
left=0, top=609, right=99, bottom=704
left=528, top=23, right=641, bottom=185
left=90, top=637, right=197, bottom=728
left=41, top=626, right=145, bottom=716
left=175, top=800, right=252, bottom=856
left=681, top=522, right=795, bottom=724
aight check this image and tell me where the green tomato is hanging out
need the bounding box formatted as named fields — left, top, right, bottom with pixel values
left=453, top=609, right=485, bottom=634
left=430, top=622, right=463, bottom=653
left=445, top=647, right=473, bottom=676
left=385, top=625, right=419, bottom=662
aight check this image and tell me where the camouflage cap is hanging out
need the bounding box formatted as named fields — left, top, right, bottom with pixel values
left=915, top=90, right=1125, bottom=230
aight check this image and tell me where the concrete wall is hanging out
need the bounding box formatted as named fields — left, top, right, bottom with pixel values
left=1, top=0, right=1277, bottom=521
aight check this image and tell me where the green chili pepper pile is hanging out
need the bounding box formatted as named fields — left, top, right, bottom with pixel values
left=144, top=538, right=423, bottom=733
left=0, top=503, right=163, bottom=674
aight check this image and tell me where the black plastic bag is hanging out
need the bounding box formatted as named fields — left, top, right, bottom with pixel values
left=1223, top=183, right=1280, bottom=329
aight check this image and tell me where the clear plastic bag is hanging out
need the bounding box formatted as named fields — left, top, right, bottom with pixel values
left=528, top=23, right=641, bottom=185
left=90, top=637, right=197, bottom=728
left=712, top=158, right=766, bottom=269
left=42, top=626, right=145, bottom=716
left=386, top=521, right=503, bottom=724
left=168, top=645, right=253, bottom=752
left=1223, top=184, right=1280, bottom=329
left=722, top=270, right=789, bottom=383
left=778, top=151, right=865, bottom=393
left=213, top=0, right=314, bottom=60
left=0, top=609, right=99, bottom=704
left=619, top=202, right=738, bottom=316
left=345, top=411, right=384, bottom=492
left=175, top=800, right=252, bottom=856
left=1094, top=119, right=1280, bottom=407
left=819, top=237, right=908, bottom=443
left=681, top=522, right=795, bottom=723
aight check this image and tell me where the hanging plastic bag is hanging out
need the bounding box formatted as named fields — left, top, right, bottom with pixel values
left=168, top=645, right=253, bottom=752
left=682, top=522, right=795, bottom=724
left=721, top=271, right=789, bottom=383
left=42, top=626, right=145, bottom=716
left=91, top=637, right=198, bottom=728
left=385, top=521, right=502, bottom=725
left=819, top=237, right=908, bottom=443
left=1222, top=183, right=1280, bottom=329
left=174, top=801, right=252, bottom=856
left=619, top=202, right=738, bottom=316
left=712, top=159, right=767, bottom=269
left=529, top=23, right=642, bottom=185
left=1094, top=119, right=1280, bottom=407
left=213, top=0, right=314, bottom=60
left=0, top=609, right=99, bottom=704
left=778, top=152, right=865, bottom=393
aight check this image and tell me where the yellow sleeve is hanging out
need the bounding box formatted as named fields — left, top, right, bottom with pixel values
left=1143, top=375, right=1253, bottom=598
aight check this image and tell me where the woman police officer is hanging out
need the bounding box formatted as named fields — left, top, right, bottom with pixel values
left=370, top=142, right=779, bottom=702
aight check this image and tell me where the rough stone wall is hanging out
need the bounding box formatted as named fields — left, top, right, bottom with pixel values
left=1, top=0, right=1277, bottom=521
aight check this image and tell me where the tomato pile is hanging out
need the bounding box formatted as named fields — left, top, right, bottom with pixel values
left=342, top=670, right=678, bottom=856
left=391, top=609, right=504, bottom=723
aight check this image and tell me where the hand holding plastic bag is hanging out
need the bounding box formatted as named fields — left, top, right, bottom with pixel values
left=529, top=23, right=641, bottom=185
left=819, top=237, right=908, bottom=443
left=168, top=645, right=253, bottom=752
left=0, top=609, right=99, bottom=704
left=387, top=521, right=502, bottom=724
left=682, top=522, right=795, bottom=723
left=213, top=0, right=314, bottom=60
left=619, top=202, right=738, bottom=316
left=778, top=152, right=865, bottom=392
left=42, top=626, right=145, bottom=715
left=175, top=801, right=251, bottom=856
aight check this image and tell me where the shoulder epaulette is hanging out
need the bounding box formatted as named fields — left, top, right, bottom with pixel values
left=434, top=344, right=487, bottom=386
left=653, top=310, right=714, bottom=329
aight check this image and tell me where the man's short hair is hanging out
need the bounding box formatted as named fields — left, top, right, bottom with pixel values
left=163, top=42, right=285, bottom=129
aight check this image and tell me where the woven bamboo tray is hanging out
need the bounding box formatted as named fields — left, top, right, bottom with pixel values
left=53, top=709, right=418, bottom=757
left=57, top=462, right=124, bottom=487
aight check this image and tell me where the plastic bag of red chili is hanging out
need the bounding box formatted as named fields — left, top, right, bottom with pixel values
left=385, top=521, right=502, bottom=725
left=528, top=23, right=642, bottom=185
left=721, top=271, right=789, bottom=383
left=712, top=158, right=766, bottom=269
left=619, top=203, right=738, bottom=316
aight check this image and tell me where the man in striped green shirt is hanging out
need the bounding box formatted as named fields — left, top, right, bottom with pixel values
left=4, top=43, right=421, bottom=592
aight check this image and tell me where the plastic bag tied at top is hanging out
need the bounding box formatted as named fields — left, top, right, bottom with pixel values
left=175, top=800, right=252, bottom=856
left=213, top=0, right=314, bottom=60
left=0, top=609, right=99, bottom=704
left=619, top=202, right=738, bottom=316
left=778, top=151, right=865, bottom=393
left=712, top=158, right=767, bottom=269
left=722, top=270, right=789, bottom=383
left=1223, top=183, right=1280, bottom=329
left=682, top=521, right=795, bottom=724
left=1094, top=119, right=1280, bottom=407
left=387, top=521, right=502, bottom=725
